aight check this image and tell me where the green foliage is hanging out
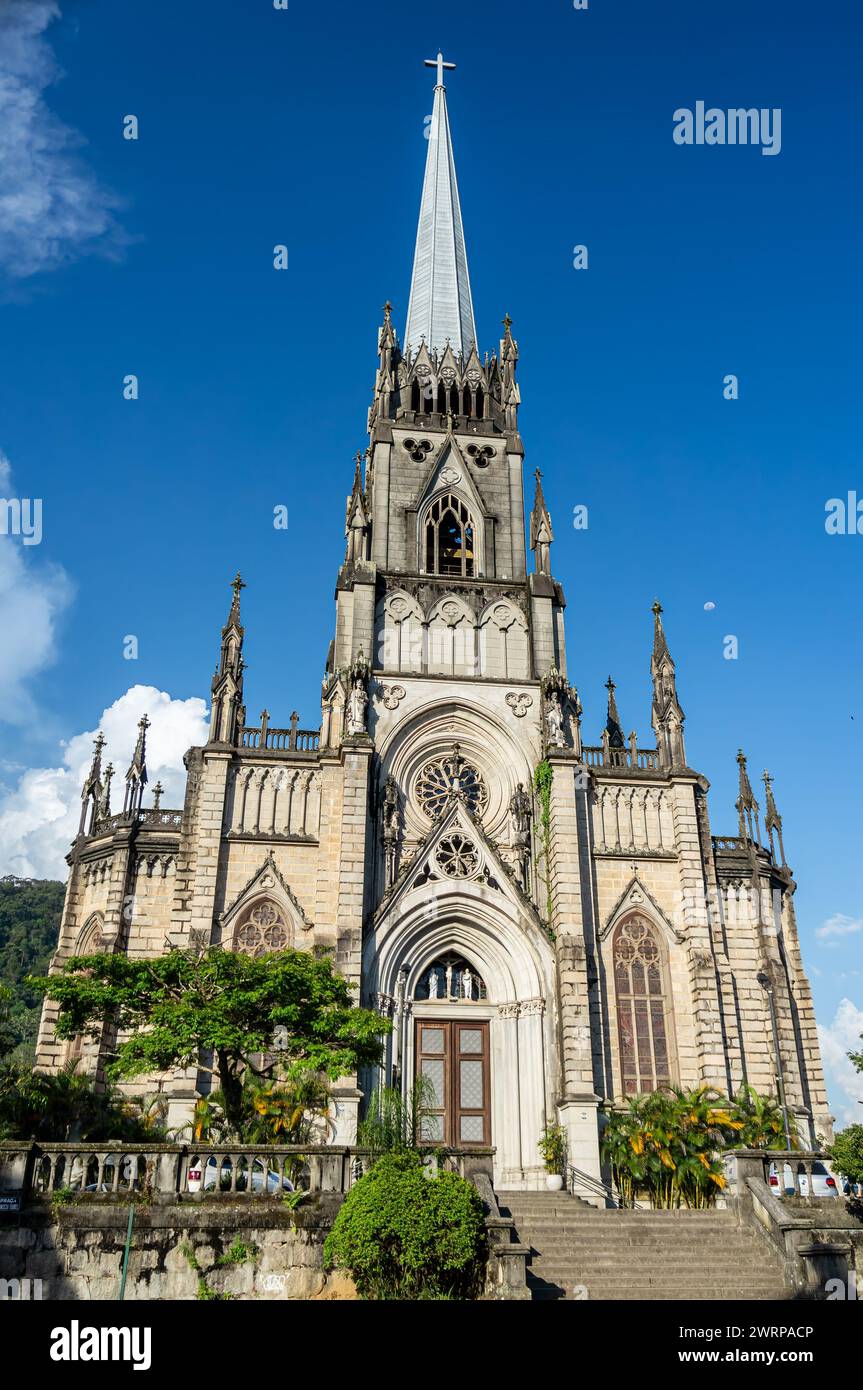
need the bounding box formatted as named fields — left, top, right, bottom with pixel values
left=357, top=1075, right=436, bottom=1161
left=731, top=1083, right=795, bottom=1149
left=192, top=1069, right=333, bottom=1146
left=180, top=1240, right=232, bottom=1300
left=31, top=946, right=388, bottom=1136
left=849, top=1032, right=863, bottom=1075
left=537, top=1122, right=567, bottom=1176
left=281, top=1189, right=306, bottom=1211
left=532, top=760, right=554, bottom=931
left=0, top=1059, right=168, bottom=1142
left=828, top=1125, right=863, bottom=1187
left=601, top=1086, right=751, bottom=1209
left=216, top=1238, right=258, bottom=1267
left=0, top=877, right=65, bottom=1061
left=324, top=1150, right=486, bottom=1300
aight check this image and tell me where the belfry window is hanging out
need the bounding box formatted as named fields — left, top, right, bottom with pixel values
left=613, top=915, right=672, bottom=1095
left=424, top=494, right=475, bottom=577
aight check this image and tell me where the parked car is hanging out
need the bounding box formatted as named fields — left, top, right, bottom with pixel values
left=186, top=1156, right=295, bottom=1194
left=768, top=1160, right=838, bottom=1197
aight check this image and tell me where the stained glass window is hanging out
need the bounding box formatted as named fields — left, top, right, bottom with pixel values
left=613, top=915, right=671, bottom=1094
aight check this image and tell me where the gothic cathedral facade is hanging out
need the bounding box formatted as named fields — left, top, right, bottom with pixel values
left=37, top=59, right=831, bottom=1190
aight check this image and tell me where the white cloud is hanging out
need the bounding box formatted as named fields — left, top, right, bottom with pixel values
left=818, top=998, right=863, bottom=1130
left=0, top=448, right=72, bottom=720
left=0, top=1, right=124, bottom=281
left=0, top=685, right=209, bottom=879
left=816, top=913, right=863, bottom=944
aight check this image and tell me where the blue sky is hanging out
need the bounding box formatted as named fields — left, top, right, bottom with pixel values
left=0, top=0, right=860, bottom=1119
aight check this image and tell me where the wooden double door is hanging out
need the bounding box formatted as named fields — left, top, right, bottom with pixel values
left=415, top=1019, right=491, bottom=1146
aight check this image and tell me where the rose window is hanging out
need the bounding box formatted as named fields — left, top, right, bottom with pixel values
left=416, top=755, right=488, bottom=821
left=436, top=833, right=479, bottom=879
left=234, top=900, right=291, bottom=956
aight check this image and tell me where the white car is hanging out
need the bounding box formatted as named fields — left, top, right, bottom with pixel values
left=186, top=1156, right=295, bottom=1194
left=768, top=1160, right=838, bottom=1197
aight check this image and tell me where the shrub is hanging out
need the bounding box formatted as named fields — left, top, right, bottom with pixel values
left=324, top=1151, right=486, bottom=1300
left=828, top=1125, right=863, bottom=1188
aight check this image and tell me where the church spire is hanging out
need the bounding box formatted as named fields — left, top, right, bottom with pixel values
left=762, top=769, right=787, bottom=867
left=345, top=452, right=370, bottom=564
left=650, top=600, right=687, bottom=770
left=604, top=676, right=626, bottom=749
left=404, top=52, right=477, bottom=357
left=209, top=573, right=246, bottom=745
left=529, top=469, right=554, bottom=576
left=735, top=749, right=761, bottom=845
left=78, top=732, right=105, bottom=836
left=123, top=715, right=150, bottom=815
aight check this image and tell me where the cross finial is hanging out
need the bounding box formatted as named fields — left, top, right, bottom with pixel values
left=605, top=675, right=615, bottom=694
left=652, top=598, right=663, bottom=618
left=425, top=50, right=456, bottom=88
left=231, top=572, right=245, bottom=600
left=534, top=468, right=543, bottom=484
left=138, top=714, right=151, bottom=734
left=382, top=300, right=392, bottom=319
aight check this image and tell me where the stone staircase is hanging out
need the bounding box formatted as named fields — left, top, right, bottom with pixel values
left=497, top=1192, right=793, bottom=1301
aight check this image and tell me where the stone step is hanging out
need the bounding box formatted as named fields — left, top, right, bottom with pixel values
left=528, top=1284, right=789, bottom=1295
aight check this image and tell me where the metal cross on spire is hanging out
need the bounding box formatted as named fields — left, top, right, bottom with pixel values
left=425, top=50, right=456, bottom=88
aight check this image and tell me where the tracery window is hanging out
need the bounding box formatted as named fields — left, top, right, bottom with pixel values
left=424, top=494, right=475, bottom=577
left=613, top=914, right=671, bottom=1095
left=234, top=899, right=291, bottom=956
left=415, top=754, right=488, bottom=821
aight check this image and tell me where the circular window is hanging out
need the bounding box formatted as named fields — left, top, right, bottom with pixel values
left=416, top=754, right=488, bottom=822
left=235, top=900, right=290, bottom=956
left=436, top=833, right=479, bottom=879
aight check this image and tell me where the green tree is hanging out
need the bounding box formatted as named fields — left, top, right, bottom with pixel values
left=0, top=876, right=65, bottom=1060
left=0, top=1060, right=165, bottom=1142
left=828, top=1125, right=863, bottom=1188
left=324, top=1150, right=486, bottom=1299
left=730, top=1083, right=795, bottom=1149
left=31, top=947, right=387, bottom=1136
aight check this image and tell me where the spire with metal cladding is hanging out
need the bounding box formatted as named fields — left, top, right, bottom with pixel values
left=404, top=52, right=477, bottom=358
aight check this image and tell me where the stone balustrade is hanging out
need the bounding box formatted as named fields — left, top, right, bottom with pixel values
left=240, top=710, right=320, bottom=754
left=0, top=1141, right=493, bottom=1204
left=90, top=808, right=183, bottom=836
left=582, top=745, right=659, bottom=772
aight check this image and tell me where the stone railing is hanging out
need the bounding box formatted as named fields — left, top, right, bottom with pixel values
left=725, top=1148, right=862, bottom=1296
left=91, top=809, right=183, bottom=836
left=0, top=1141, right=494, bottom=1204
left=240, top=711, right=320, bottom=754
left=712, top=835, right=776, bottom=865
left=582, top=746, right=659, bottom=772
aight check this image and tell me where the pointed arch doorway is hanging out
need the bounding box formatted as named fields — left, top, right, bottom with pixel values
left=414, top=953, right=492, bottom=1144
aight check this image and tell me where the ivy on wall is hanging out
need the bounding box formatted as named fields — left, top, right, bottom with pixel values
left=533, top=761, right=555, bottom=939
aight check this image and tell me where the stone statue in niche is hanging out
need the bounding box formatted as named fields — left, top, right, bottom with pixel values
left=509, top=783, right=532, bottom=842
left=462, top=967, right=473, bottom=1000
left=429, top=970, right=439, bottom=1000
left=545, top=695, right=565, bottom=748
left=381, top=774, right=401, bottom=889
left=347, top=679, right=368, bottom=735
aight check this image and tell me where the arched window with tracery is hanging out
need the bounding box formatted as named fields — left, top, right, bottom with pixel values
left=65, top=915, right=106, bottom=1065
left=233, top=899, right=292, bottom=956
left=424, top=494, right=475, bottom=577
left=613, top=914, right=672, bottom=1094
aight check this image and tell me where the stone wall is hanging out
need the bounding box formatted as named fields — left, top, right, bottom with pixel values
left=0, top=1198, right=355, bottom=1302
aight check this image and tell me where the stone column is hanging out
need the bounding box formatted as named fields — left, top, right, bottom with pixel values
left=546, top=751, right=602, bottom=1183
